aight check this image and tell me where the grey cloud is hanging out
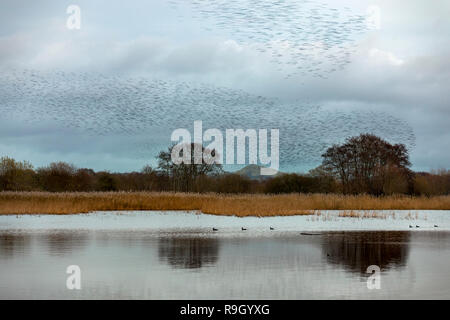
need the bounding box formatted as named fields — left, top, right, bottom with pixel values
left=0, top=0, right=448, bottom=172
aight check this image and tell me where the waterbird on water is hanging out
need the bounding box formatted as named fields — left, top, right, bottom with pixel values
left=242, top=227, right=247, bottom=231
left=434, top=225, right=439, bottom=228
left=270, top=227, right=274, bottom=230
left=212, top=228, right=218, bottom=231
left=416, top=225, right=420, bottom=228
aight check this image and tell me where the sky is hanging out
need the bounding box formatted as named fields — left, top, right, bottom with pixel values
left=0, top=0, right=449, bottom=173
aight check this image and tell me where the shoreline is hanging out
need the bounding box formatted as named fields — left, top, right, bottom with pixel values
left=0, top=192, right=449, bottom=216
left=0, top=210, right=448, bottom=232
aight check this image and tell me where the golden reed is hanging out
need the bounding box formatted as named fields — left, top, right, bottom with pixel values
left=0, top=192, right=449, bottom=217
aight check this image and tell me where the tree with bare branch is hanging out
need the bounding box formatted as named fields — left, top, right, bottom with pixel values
left=321, top=134, right=411, bottom=195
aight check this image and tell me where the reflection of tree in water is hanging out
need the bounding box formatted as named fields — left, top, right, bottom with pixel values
left=322, top=231, right=410, bottom=274
left=158, top=237, right=220, bottom=269
left=0, top=233, right=32, bottom=258
left=43, top=232, right=88, bottom=256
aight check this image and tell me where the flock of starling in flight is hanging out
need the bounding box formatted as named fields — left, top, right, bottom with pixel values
left=0, top=1, right=416, bottom=170
left=0, top=69, right=415, bottom=169
left=169, top=0, right=370, bottom=79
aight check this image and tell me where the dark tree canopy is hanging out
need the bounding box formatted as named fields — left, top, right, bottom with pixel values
left=1, top=138, right=448, bottom=195
left=321, top=134, right=411, bottom=195
left=0, top=156, right=34, bottom=191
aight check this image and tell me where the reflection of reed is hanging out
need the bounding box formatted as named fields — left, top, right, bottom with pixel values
left=158, top=237, right=219, bottom=269
left=43, top=232, right=88, bottom=256
left=0, top=233, right=31, bottom=258
left=321, top=231, right=410, bottom=274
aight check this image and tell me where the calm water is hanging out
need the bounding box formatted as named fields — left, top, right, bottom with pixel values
left=0, top=212, right=450, bottom=299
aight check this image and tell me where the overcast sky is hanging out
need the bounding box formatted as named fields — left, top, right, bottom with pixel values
left=0, top=0, right=449, bottom=172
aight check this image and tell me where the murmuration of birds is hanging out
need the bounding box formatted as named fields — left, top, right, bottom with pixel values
left=0, top=69, right=416, bottom=170
left=168, top=0, right=370, bottom=79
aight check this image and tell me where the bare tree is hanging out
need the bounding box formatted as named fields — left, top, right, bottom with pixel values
left=157, top=143, right=223, bottom=192
left=321, top=134, right=411, bottom=195
left=0, top=156, right=34, bottom=191
left=37, top=162, right=77, bottom=192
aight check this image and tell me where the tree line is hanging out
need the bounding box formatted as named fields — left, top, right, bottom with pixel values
left=1, top=134, right=449, bottom=195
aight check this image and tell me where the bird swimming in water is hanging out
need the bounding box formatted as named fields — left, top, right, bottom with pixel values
left=212, top=228, right=218, bottom=231
left=241, top=227, right=247, bottom=231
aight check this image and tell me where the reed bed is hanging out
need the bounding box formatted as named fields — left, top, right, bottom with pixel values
left=337, top=210, right=396, bottom=219
left=0, top=192, right=449, bottom=217
left=307, top=210, right=400, bottom=221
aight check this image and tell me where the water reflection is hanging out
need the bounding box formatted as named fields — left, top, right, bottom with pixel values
left=321, top=231, right=410, bottom=274
left=158, top=237, right=220, bottom=269
left=1, top=230, right=450, bottom=299
left=0, top=233, right=31, bottom=258
left=42, top=231, right=89, bottom=256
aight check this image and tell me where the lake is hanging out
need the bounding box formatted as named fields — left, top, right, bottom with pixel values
left=0, top=211, right=449, bottom=299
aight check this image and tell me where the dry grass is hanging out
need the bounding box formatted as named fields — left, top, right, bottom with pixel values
left=337, top=210, right=396, bottom=219
left=0, top=192, right=449, bottom=217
